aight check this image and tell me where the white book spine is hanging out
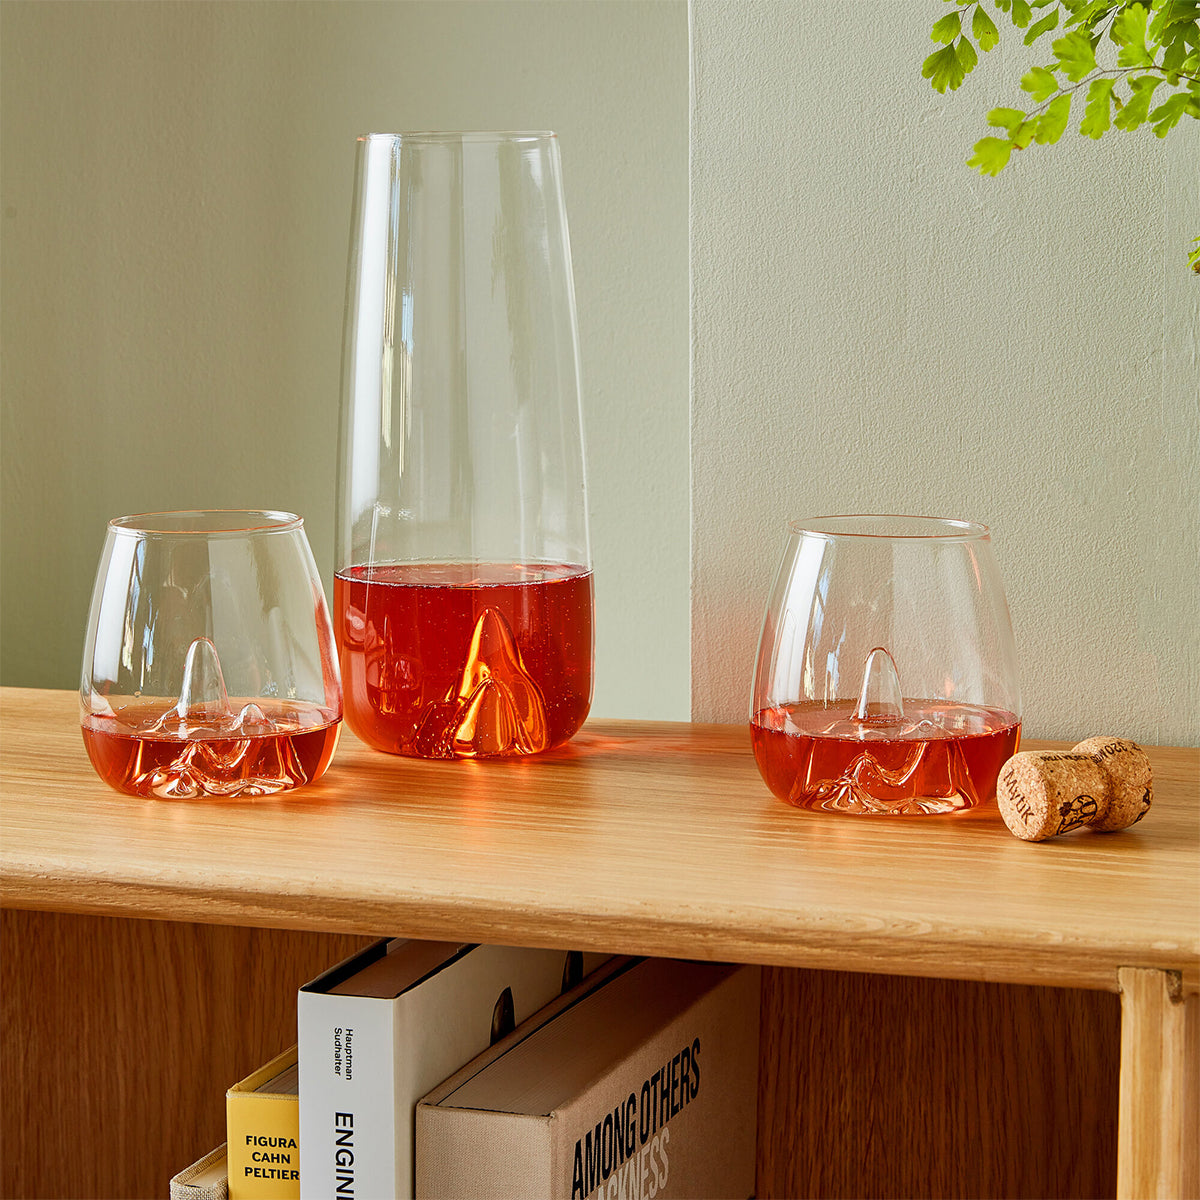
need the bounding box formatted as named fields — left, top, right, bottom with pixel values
left=299, top=944, right=595, bottom=1200
left=299, top=991, right=399, bottom=1199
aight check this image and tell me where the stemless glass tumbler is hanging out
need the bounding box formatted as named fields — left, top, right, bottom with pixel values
left=80, top=511, right=342, bottom=798
left=750, top=516, right=1021, bottom=815
left=335, top=132, right=593, bottom=759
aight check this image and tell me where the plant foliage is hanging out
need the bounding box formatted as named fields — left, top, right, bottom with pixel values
left=922, top=0, right=1200, bottom=270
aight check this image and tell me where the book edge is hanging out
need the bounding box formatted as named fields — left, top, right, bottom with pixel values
left=169, top=1142, right=229, bottom=1200
left=227, top=1044, right=299, bottom=1099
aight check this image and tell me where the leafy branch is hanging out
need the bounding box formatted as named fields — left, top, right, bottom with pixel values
left=922, top=0, right=1200, bottom=270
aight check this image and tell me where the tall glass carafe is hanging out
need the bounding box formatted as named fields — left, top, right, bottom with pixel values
left=335, top=132, right=593, bottom=758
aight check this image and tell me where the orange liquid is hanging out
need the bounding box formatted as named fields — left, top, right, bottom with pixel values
left=334, top=562, right=594, bottom=758
left=751, top=700, right=1020, bottom=815
left=81, top=702, right=340, bottom=798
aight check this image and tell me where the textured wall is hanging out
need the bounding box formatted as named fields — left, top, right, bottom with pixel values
left=691, top=0, right=1199, bottom=743
left=0, top=0, right=689, bottom=720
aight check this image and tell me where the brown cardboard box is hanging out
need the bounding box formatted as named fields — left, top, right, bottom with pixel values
left=416, top=958, right=760, bottom=1200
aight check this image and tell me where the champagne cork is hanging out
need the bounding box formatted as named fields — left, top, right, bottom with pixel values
left=1070, top=737, right=1153, bottom=831
left=996, top=737, right=1153, bottom=842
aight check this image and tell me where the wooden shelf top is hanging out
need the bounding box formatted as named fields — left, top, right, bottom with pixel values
left=2, top=688, right=1196, bottom=993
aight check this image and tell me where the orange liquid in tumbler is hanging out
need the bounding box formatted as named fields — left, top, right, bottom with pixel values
left=334, top=562, right=594, bottom=758
left=751, top=700, right=1020, bottom=815
left=81, top=701, right=341, bottom=799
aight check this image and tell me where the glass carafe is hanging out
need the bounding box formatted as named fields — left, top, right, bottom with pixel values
left=335, top=132, right=593, bottom=758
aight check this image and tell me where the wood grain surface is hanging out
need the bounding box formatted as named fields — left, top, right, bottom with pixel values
left=756, top=966, right=1120, bottom=1199
left=2, top=688, right=1197, bottom=993
left=1117, top=968, right=1200, bottom=1199
left=0, top=908, right=369, bottom=1200
left=0, top=911, right=1124, bottom=1200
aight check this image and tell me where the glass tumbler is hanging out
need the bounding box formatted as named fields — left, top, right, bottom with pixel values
left=750, top=515, right=1021, bottom=815
left=335, top=132, right=593, bottom=759
left=80, top=511, right=342, bottom=798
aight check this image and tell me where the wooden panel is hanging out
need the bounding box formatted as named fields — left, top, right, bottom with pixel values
left=3, top=912, right=1124, bottom=1200
left=2, top=690, right=1197, bottom=993
left=1186, top=993, right=1200, bottom=1199
left=757, top=966, right=1120, bottom=1199
left=0, top=908, right=370, bottom=1200
left=1117, top=968, right=1200, bottom=1199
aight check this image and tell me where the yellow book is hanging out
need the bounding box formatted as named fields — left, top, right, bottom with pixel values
left=227, top=1045, right=300, bottom=1200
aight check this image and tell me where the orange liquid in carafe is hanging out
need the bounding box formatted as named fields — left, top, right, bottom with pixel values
left=334, top=562, right=594, bottom=758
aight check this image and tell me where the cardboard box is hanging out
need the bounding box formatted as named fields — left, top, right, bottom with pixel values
left=416, top=958, right=760, bottom=1200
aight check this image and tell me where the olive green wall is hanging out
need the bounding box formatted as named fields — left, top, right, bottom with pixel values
left=0, top=0, right=690, bottom=719
left=691, top=0, right=1199, bottom=744
left=8, top=1, right=1195, bottom=743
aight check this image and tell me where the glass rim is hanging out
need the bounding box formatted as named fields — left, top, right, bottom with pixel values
left=107, top=509, right=304, bottom=537
left=357, top=130, right=557, bottom=144
left=787, top=514, right=990, bottom=541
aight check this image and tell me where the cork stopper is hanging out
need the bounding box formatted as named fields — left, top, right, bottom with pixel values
left=1070, top=737, right=1153, bottom=831
left=996, top=737, right=1153, bottom=842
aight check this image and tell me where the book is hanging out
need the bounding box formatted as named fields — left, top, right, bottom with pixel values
left=170, top=1143, right=229, bottom=1200
left=226, top=1044, right=300, bottom=1199
left=298, top=938, right=597, bottom=1199
left=416, top=958, right=761, bottom=1200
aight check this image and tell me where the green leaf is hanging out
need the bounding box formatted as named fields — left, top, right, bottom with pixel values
left=1162, top=35, right=1189, bottom=77
left=1067, top=1, right=1118, bottom=30
left=1113, top=74, right=1163, bottom=129
left=1080, top=76, right=1116, bottom=136
left=1114, top=4, right=1154, bottom=67
left=987, top=105, right=1029, bottom=134
left=1116, top=42, right=1155, bottom=70
left=1035, top=93, right=1072, bottom=141
left=931, top=11, right=962, bottom=43
left=1024, top=8, right=1060, bottom=43
left=1012, top=119, right=1037, bottom=148
left=1189, top=235, right=1200, bottom=274
left=1157, top=12, right=1200, bottom=78
left=957, top=34, right=980, bottom=72
left=967, top=136, right=1015, bottom=173
left=1021, top=65, right=1059, bottom=100
left=1149, top=2, right=1200, bottom=45
left=973, top=5, right=1001, bottom=49
left=923, top=43, right=968, bottom=91
left=1053, top=29, right=1098, bottom=80
left=996, top=0, right=1037, bottom=25
left=1070, top=0, right=1123, bottom=33
left=1149, top=91, right=1191, bottom=136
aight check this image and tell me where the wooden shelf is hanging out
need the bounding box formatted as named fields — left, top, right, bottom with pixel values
left=2, top=687, right=1197, bottom=1199
left=2, top=687, right=1196, bottom=994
